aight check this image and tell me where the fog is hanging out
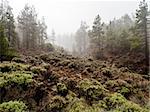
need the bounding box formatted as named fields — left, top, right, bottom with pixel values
left=7, top=0, right=150, bottom=51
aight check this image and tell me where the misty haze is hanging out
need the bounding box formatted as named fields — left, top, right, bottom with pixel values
left=0, top=0, right=150, bottom=112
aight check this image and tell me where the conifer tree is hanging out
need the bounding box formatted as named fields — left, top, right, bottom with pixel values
left=88, top=15, right=104, bottom=59
left=135, top=0, right=149, bottom=73
left=0, top=22, right=9, bottom=62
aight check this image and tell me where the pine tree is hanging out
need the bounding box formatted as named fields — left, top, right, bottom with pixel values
left=0, top=22, right=9, bottom=62
left=105, top=21, right=118, bottom=54
left=5, top=5, right=18, bottom=49
left=75, top=21, right=88, bottom=56
left=51, top=29, right=55, bottom=45
left=135, top=0, right=149, bottom=74
left=18, top=4, right=38, bottom=50
left=18, top=4, right=48, bottom=51
left=37, top=17, right=47, bottom=46
left=88, top=15, right=104, bottom=59
left=0, top=0, right=19, bottom=49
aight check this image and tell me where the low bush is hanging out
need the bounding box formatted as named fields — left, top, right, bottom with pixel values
left=0, top=71, right=33, bottom=88
left=0, top=62, right=29, bottom=73
left=78, top=79, right=108, bottom=101
left=30, top=66, right=46, bottom=74
left=12, top=57, right=26, bottom=63
left=104, top=93, right=148, bottom=112
left=0, top=101, right=27, bottom=112
left=43, top=43, right=54, bottom=52
left=57, top=83, right=68, bottom=96
left=66, top=98, right=103, bottom=112
left=46, top=96, right=66, bottom=112
left=105, top=79, right=131, bottom=96
left=101, top=67, right=112, bottom=78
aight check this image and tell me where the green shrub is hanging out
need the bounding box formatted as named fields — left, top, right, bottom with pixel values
left=105, top=80, right=118, bottom=87
left=46, top=96, right=66, bottom=112
left=78, top=79, right=108, bottom=101
left=65, top=91, right=77, bottom=103
left=105, top=79, right=131, bottom=96
left=0, top=71, right=33, bottom=88
left=0, top=64, right=12, bottom=73
left=44, top=43, right=54, bottom=52
left=30, top=66, right=46, bottom=74
left=119, top=87, right=130, bottom=95
left=104, top=93, right=148, bottom=112
left=5, top=48, right=18, bottom=61
left=119, top=67, right=129, bottom=72
left=0, top=101, right=27, bottom=112
left=40, top=54, right=50, bottom=62
left=57, top=60, right=71, bottom=66
left=0, top=62, right=29, bottom=73
left=101, top=67, right=112, bottom=77
left=12, top=57, right=26, bottom=63
left=68, top=62, right=79, bottom=69
left=67, top=98, right=103, bottom=112
left=41, top=63, right=50, bottom=70
left=57, top=83, right=68, bottom=96
left=45, top=71, right=59, bottom=84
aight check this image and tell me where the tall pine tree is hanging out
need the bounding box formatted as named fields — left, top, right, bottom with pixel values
left=0, top=22, right=9, bottom=62
left=0, top=0, right=19, bottom=49
left=135, top=0, right=149, bottom=74
left=88, top=15, right=104, bottom=59
left=18, top=4, right=38, bottom=50
left=75, top=21, right=89, bottom=56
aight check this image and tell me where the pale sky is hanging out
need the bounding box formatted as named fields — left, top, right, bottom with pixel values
left=8, top=0, right=150, bottom=35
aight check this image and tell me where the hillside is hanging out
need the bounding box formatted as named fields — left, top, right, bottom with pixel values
left=0, top=52, right=149, bottom=112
